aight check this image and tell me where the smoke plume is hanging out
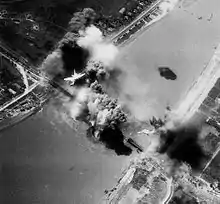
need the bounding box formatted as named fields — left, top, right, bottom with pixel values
left=77, top=25, right=119, bottom=67
left=62, top=84, right=131, bottom=155
left=41, top=31, right=90, bottom=82
left=42, top=25, right=118, bottom=83
left=104, top=62, right=158, bottom=121
left=38, top=9, right=134, bottom=155
left=158, top=122, right=207, bottom=172
left=60, top=41, right=90, bottom=76
left=65, top=87, right=90, bottom=121
left=159, top=0, right=179, bottom=14
left=99, top=126, right=132, bottom=156
left=119, top=74, right=156, bottom=121
left=41, top=49, right=64, bottom=80
left=66, top=87, right=127, bottom=127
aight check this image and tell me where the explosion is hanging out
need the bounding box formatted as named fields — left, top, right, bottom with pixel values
left=41, top=7, right=207, bottom=168
left=136, top=113, right=207, bottom=179
left=157, top=119, right=207, bottom=176
left=63, top=84, right=131, bottom=155
left=40, top=6, right=132, bottom=155
left=41, top=8, right=98, bottom=81
left=59, top=15, right=131, bottom=156
left=159, top=0, right=179, bottom=14
left=68, top=85, right=127, bottom=130
left=77, top=25, right=119, bottom=67
left=39, top=7, right=132, bottom=155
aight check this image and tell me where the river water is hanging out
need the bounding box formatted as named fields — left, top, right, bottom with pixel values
left=117, top=0, right=220, bottom=119
left=0, top=104, right=132, bottom=204
left=1, top=0, right=220, bottom=203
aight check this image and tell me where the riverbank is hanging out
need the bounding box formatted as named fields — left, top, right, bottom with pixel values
left=0, top=103, right=43, bottom=133
left=0, top=95, right=49, bottom=133
left=0, top=83, right=54, bottom=132
left=115, top=0, right=180, bottom=47
left=173, top=43, right=220, bottom=121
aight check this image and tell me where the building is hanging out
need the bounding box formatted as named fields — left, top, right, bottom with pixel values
left=119, top=8, right=126, bottom=14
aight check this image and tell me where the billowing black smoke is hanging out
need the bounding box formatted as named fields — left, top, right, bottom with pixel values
left=41, top=8, right=138, bottom=157
left=60, top=41, right=90, bottom=77
left=41, top=37, right=90, bottom=83
left=158, top=126, right=207, bottom=171
left=99, top=126, right=132, bottom=156
left=41, top=8, right=96, bottom=81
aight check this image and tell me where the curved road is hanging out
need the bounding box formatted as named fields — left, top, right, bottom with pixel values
left=163, top=178, right=174, bottom=204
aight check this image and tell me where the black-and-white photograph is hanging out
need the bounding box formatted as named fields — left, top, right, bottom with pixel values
left=0, top=0, right=220, bottom=203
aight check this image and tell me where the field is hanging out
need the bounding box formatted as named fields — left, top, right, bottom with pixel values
left=200, top=130, right=220, bottom=157
left=1, top=0, right=129, bottom=19
left=202, top=150, right=220, bottom=188
left=139, top=175, right=168, bottom=203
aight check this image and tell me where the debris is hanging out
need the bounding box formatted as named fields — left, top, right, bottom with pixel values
left=138, top=129, right=155, bottom=135
left=208, top=13, right=213, bottom=21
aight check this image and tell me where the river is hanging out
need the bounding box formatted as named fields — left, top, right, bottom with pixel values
left=0, top=104, right=132, bottom=204
left=116, top=0, right=220, bottom=119
left=1, top=0, right=220, bottom=203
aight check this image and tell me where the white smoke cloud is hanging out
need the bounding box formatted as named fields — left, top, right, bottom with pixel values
left=65, top=88, right=112, bottom=127
left=77, top=25, right=119, bottom=67
left=66, top=87, right=90, bottom=120
left=87, top=98, right=99, bottom=115
left=116, top=68, right=158, bottom=121
left=159, top=0, right=179, bottom=14
left=41, top=49, right=64, bottom=79
left=97, top=109, right=111, bottom=126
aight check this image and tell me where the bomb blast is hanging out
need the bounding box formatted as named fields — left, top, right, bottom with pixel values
left=158, top=123, right=207, bottom=173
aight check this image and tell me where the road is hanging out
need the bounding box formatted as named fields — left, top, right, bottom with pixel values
left=104, top=156, right=173, bottom=204
left=0, top=41, right=74, bottom=112
left=110, top=0, right=163, bottom=42
left=163, top=178, right=174, bottom=204
left=1, top=0, right=162, bottom=112
left=200, top=145, right=220, bottom=177
left=0, top=82, right=40, bottom=112
left=0, top=44, right=41, bottom=112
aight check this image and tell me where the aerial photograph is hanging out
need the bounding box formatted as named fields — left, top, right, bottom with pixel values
left=0, top=0, right=220, bottom=203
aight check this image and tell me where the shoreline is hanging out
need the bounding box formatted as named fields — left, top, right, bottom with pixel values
left=173, top=43, right=220, bottom=121
left=110, top=0, right=163, bottom=41
left=118, top=0, right=180, bottom=47
left=0, top=95, right=51, bottom=133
